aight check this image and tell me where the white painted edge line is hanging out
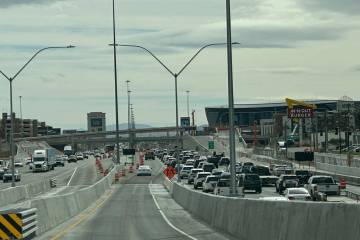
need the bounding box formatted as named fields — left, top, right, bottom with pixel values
left=67, top=167, right=78, bottom=186
left=149, top=184, right=198, bottom=240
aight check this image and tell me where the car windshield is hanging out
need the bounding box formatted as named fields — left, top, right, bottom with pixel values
left=312, top=177, right=334, bottom=184
left=283, top=176, right=298, bottom=180
left=182, top=166, right=192, bottom=170
left=296, top=170, right=310, bottom=175
left=206, top=177, right=218, bottom=182
left=218, top=180, right=230, bottom=187
left=252, top=167, right=270, bottom=176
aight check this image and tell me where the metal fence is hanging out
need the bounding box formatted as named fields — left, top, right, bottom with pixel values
left=315, top=153, right=360, bottom=168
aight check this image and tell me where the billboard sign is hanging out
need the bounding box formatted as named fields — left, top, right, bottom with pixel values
left=180, top=117, right=190, bottom=127
left=288, top=108, right=314, bottom=118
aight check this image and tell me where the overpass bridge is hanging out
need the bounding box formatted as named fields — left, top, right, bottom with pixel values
left=14, top=126, right=195, bottom=149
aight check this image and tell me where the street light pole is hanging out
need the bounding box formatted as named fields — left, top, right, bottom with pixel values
left=111, top=0, right=120, bottom=164
left=126, top=80, right=132, bottom=148
left=19, top=95, right=23, bottom=138
left=0, top=45, right=74, bottom=187
left=111, top=42, right=239, bottom=183
left=226, top=0, right=238, bottom=196
left=186, top=90, right=190, bottom=118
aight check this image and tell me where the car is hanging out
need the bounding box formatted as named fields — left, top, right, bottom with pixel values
left=198, top=161, right=206, bottom=169
left=214, top=179, right=231, bottom=196
left=202, top=175, right=219, bottom=193
left=276, top=175, right=299, bottom=194
left=145, top=151, right=155, bottom=160
left=14, top=161, right=24, bottom=167
left=238, top=173, right=262, bottom=193
left=250, top=166, right=278, bottom=186
left=295, top=170, right=312, bottom=186
left=25, top=157, right=32, bottom=165
left=0, top=168, right=7, bottom=180
left=137, top=165, right=152, bottom=176
left=68, top=155, right=77, bottom=163
left=284, top=188, right=311, bottom=201
left=62, top=155, right=69, bottom=161
left=202, top=163, right=215, bottom=173
left=194, top=172, right=211, bottom=189
left=259, top=196, right=288, bottom=201
left=187, top=168, right=203, bottom=184
left=218, top=157, right=230, bottom=166
left=211, top=168, right=225, bottom=179
left=272, top=165, right=294, bottom=177
left=3, top=169, right=21, bottom=182
left=55, top=156, right=65, bottom=167
left=179, top=165, right=193, bottom=179
left=76, top=153, right=84, bottom=160
left=185, top=159, right=195, bottom=166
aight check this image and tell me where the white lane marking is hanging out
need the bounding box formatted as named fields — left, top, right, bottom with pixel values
left=149, top=184, right=198, bottom=240
left=67, top=167, right=78, bottom=186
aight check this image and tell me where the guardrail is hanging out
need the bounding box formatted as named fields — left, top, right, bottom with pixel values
left=0, top=208, right=37, bottom=239
left=345, top=190, right=360, bottom=202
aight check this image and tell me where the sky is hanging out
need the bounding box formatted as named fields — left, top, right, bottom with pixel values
left=0, top=0, right=359, bottom=130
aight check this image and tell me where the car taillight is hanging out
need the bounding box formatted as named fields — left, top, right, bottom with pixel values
left=288, top=197, right=295, bottom=200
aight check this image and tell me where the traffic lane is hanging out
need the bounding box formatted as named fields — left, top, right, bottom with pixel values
left=57, top=185, right=188, bottom=239
left=151, top=184, right=237, bottom=240
left=0, top=157, right=94, bottom=190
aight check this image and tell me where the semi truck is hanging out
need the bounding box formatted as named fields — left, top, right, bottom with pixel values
left=32, top=149, right=57, bottom=172
left=64, top=145, right=74, bottom=156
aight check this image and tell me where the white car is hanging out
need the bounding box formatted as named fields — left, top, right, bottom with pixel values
left=76, top=153, right=84, bottom=160
left=25, top=157, right=32, bottom=165
left=194, top=172, right=211, bottom=189
left=284, top=188, right=311, bottom=201
left=14, top=161, right=24, bottom=167
left=202, top=175, right=219, bottom=193
left=214, top=179, right=230, bottom=196
left=179, top=165, right=193, bottom=179
left=62, top=155, right=69, bottom=161
left=137, top=165, right=152, bottom=176
left=259, top=196, right=288, bottom=201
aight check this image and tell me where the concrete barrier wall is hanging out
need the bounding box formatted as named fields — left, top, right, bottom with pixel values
left=171, top=182, right=360, bottom=240
left=0, top=170, right=74, bottom=207
left=315, top=153, right=360, bottom=177
left=315, top=162, right=360, bottom=178
left=31, top=165, right=118, bottom=234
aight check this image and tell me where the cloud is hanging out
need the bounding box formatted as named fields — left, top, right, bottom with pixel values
left=0, top=0, right=63, bottom=8
left=351, top=65, right=360, bottom=72
left=244, top=67, right=314, bottom=75
left=296, top=0, right=360, bottom=15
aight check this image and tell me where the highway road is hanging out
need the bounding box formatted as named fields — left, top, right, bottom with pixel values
left=41, top=159, right=236, bottom=240
left=187, top=135, right=360, bottom=202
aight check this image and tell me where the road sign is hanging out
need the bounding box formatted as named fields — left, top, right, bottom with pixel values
left=180, top=117, right=190, bottom=127
left=163, top=166, right=176, bottom=179
left=288, top=108, right=314, bottom=118
left=208, top=140, right=214, bottom=149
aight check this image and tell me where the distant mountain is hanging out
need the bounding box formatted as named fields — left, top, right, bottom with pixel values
left=106, top=123, right=153, bottom=131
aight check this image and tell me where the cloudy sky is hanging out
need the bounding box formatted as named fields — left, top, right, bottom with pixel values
left=0, top=0, right=359, bottom=130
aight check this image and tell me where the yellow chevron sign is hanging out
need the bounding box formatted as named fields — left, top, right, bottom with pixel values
left=0, top=213, right=23, bottom=240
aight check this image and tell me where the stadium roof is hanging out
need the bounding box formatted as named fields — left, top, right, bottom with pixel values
left=206, top=100, right=340, bottom=109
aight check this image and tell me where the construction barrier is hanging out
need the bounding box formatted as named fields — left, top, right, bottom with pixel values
left=0, top=208, right=37, bottom=240
left=340, top=177, right=347, bottom=190
left=49, top=178, right=56, bottom=188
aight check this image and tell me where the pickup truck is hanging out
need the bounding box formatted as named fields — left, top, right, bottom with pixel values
left=305, top=175, right=340, bottom=200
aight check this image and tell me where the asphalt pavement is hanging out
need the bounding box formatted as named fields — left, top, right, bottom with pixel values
left=40, top=158, right=235, bottom=240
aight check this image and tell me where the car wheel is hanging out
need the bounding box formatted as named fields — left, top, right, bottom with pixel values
left=194, top=184, right=197, bottom=189
left=257, top=188, right=262, bottom=194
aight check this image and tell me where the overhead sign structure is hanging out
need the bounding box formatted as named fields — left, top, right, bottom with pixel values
left=288, top=108, right=314, bottom=118
left=180, top=117, right=191, bottom=127
left=208, top=140, right=215, bottom=150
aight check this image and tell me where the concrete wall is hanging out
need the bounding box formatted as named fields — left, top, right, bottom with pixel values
left=0, top=174, right=66, bottom=207
left=170, top=182, right=360, bottom=240
left=31, top=165, right=117, bottom=234
left=315, top=153, right=360, bottom=177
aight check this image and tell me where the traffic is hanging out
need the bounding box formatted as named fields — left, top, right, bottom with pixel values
left=150, top=147, right=348, bottom=202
